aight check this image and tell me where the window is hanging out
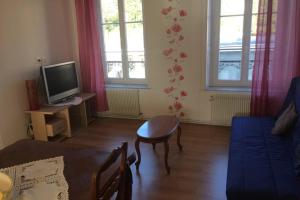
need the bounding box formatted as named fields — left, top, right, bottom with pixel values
left=99, top=0, right=146, bottom=85
left=207, top=0, right=259, bottom=88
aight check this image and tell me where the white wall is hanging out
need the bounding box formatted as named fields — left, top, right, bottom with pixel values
left=139, top=0, right=214, bottom=123
left=0, top=0, right=234, bottom=148
left=0, top=0, right=78, bottom=147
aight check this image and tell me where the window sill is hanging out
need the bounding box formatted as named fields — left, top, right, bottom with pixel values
left=105, top=83, right=150, bottom=89
left=206, top=86, right=251, bottom=93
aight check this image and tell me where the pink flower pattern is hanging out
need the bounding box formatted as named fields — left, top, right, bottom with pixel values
left=179, top=9, right=188, bottom=17
left=173, top=64, right=183, bottom=73
left=180, top=52, right=187, bottom=59
left=161, top=0, right=188, bottom=118
left=171, top=23, right=182, bottom=33
left=174, top=101, right=183, bottom=110
left=178, top=35, right=184, bottom=41
left=161, top=6, right=173, bottom=15
left=163, top=48, right=174, bottom=56
left=180, top=91, right=187, bottom=97
left=164, top=86, right=174, bottom=94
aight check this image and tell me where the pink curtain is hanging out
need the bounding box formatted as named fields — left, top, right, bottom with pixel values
left=75, top=0, right=108, bottom=112
left=251, top=0, right=300, bottom=116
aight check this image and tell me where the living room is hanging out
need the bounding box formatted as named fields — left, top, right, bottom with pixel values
left=0, top=0, right=299, bottom=199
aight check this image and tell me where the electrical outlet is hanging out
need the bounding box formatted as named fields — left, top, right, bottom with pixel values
left=36, top=57, right=47, bottom=65
left=36, top=57, right=42, bottom=63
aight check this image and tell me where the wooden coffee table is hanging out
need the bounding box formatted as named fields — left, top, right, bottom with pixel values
left=135, top=115, right=182, bottom=174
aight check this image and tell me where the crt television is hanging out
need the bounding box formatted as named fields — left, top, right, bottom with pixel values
left=41, top=61, right=80, bottom=104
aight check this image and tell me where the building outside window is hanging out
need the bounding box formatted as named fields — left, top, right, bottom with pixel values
left=99, top=0, right=146, bottom=85
left=207, top=0, right=259, bottom=88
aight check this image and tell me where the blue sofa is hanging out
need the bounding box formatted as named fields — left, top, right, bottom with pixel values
left=226, top=78, right=300, bottom=200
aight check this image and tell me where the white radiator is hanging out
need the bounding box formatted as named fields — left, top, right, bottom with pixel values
left=211, top=94, right=251, bottom=126
left=101, top=89, right=140, bottom=118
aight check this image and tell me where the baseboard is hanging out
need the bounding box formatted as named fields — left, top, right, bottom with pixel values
left=96, top=112, right=142, bottom=120
left=96, top=112, right=231, bottom=127
left=180, top=118, right=231, bottom=127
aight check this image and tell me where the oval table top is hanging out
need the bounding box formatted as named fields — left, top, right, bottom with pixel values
left=137, top=115, right=179, bottom=139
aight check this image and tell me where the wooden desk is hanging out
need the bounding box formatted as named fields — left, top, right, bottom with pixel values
left=25, top=93, right=96, bottom=141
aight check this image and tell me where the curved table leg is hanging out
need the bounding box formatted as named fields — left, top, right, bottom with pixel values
left=135, top=138, right=141, bottom=170
left=164, top=141, right=171, bottom=174
left=152, top=143, right=156, bottom=150
left=177, top=125, right=183, bottom=151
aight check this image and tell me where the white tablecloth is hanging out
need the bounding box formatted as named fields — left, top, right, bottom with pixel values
left=0, top=156, right=69, bottom=200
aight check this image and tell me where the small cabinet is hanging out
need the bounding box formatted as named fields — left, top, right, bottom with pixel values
left=25, top=93, right=96, bottom=141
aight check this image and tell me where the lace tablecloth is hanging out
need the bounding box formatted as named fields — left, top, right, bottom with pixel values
left=0, top=156, right=69, bottom=200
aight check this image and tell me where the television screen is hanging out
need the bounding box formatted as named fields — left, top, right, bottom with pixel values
left=45, top=63, right=78, bottom=96
left=41, top=61, right=80, bottom=104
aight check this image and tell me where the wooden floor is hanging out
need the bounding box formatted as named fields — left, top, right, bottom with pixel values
left=65, top=118, right=230, bottom=200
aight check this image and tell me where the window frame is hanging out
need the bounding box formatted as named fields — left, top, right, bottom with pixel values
left=99, top=0, right=148, bottom=85
left=207, top=0, right=256, bottom=89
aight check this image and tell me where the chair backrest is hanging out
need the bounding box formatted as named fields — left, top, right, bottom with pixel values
left=277, top=77, right=300, bottom=117
left=92, top=142, right=128, bottom=200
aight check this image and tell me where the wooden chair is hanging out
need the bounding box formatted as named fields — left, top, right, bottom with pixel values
left=92, top=142, right=135, bottom=200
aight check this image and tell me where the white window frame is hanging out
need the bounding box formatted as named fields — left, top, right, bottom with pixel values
left=99, top=0, right=147, bottom=85
left=207, top=0, right=255, bottom=89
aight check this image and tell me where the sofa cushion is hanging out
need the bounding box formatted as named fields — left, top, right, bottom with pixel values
left=290, top=119, right=300, bottom=176
left=289, top=119, right=300, bottom=152
left=277, top=77, right=300, bottom=117
left=272, top=102, right=298, bottom=135
left=295, top=143, right=300, bottom=176
left=227, top=117, right=300, bottom=200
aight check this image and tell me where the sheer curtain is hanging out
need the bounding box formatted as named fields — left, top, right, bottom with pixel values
left=75, top=0, right=108, bottom=112
left=251, top=0, right=300, bottom=116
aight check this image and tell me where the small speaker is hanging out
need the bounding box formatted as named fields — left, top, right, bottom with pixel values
left=25, top=80, right=40, bottom=111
